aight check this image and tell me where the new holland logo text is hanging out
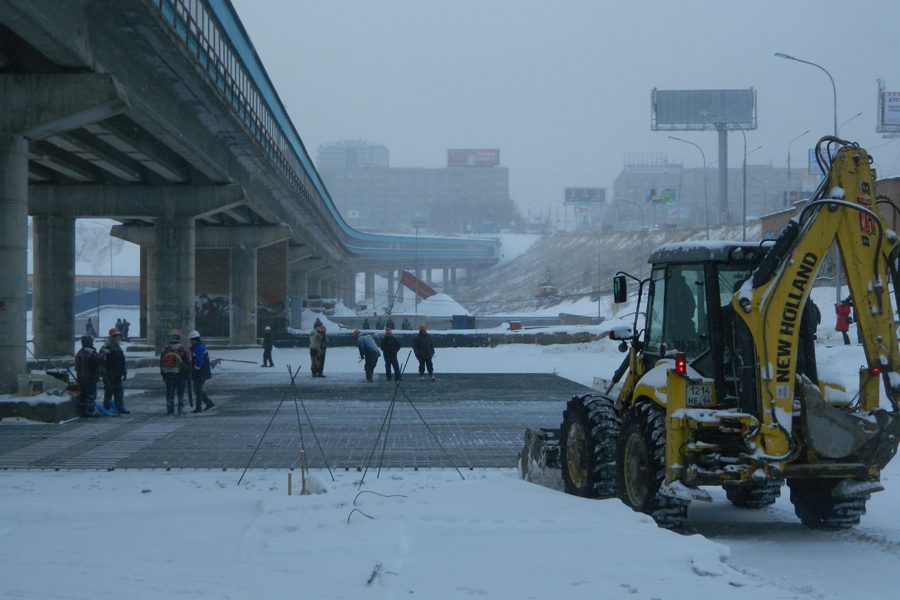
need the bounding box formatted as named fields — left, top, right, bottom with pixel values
left=776, top=252, right=818, bottom=384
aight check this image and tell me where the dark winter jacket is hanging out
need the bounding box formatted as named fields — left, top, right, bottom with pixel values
left=379, top=334, right=401, bottom=358
left=190, top=341, right=212, bottom=381
left=75, top=347, right=101, bottom=383
left=412, top=332, right=435, bottom=359
left=99, top=341, right=127, bottom=380
left=263, top=330, right=274, bottom=350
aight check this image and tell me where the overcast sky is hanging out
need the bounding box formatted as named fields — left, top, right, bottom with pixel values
left=231, top=0, right=900, bottom=213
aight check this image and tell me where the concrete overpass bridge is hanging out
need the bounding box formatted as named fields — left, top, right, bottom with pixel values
left=0, top=0, right=499, bottom=393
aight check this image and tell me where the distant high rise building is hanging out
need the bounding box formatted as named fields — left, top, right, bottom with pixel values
left=316, top=140, right=389, bottom=169
left=318, top=143, right=518, bottom=234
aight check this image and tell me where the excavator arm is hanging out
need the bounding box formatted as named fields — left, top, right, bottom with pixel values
left=734, top=137, right=900, bottom=467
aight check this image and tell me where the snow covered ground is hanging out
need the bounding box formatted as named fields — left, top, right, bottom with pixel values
left=5, top=284, right=899, bottom=598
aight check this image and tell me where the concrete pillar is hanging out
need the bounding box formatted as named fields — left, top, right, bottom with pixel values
left=426, top=268, right=433, bottom=284
left=387, top=270, right=395, bottom=305
left=396, top=270, right=405, bottom=302
left=230, top=247, right=257, bottom=345
left=451, top=268, right=458, bottom=286
left=0, top=134, right=28, bottom=393
left=149, top=215, right=194, bottom=349
left=442, top=268, right=449, bottom=287
left=32, top=215, right=75, bottom=357
left=288, top=268, right=306, bottom=328
left=364, top=271, right=375, bottom=304
left=341, top=272, right=356, bottom=309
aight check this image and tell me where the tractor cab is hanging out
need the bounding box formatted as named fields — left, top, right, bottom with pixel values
left=618, top=241, right=819, bottom=411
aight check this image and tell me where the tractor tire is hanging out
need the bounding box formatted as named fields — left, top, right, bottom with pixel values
left=724, top=480, right=782, bottom=509
left=788, top=479, right=868, bottom=530
left=559, top=394, right=620, bottom=498
left=617, top=402, right=688, bottom=531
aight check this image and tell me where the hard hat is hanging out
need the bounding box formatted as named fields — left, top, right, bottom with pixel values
left=81, top=335, right=94, bottom=347
left=169, top=329, right=182, bottom=341
left=108, top=328, right=121, bottom=337
left=265, top=326, right=271, bottom=331
left=188, top=330, right=201, bottom=340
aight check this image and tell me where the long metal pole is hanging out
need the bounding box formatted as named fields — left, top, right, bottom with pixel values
left=668, top=136, right=708, bottom=239
left=775, top=52, right=841, bottom=302
left=787, top=129, right=809, bottom=204
left=740, top=129, right=747, bottom=241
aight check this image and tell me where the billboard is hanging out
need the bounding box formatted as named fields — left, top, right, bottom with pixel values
left=647, top=187, right=677, bottom=204
left=879, top=90, right=900, bottom=133
left=651, top=88, right=756, bottom=131
left=564, top=187, right=606, bottom=203
left=447, top=149, right=500, bottom=167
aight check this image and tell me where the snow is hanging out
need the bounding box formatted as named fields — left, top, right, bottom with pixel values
left=5, top=286, right=900, bottom=598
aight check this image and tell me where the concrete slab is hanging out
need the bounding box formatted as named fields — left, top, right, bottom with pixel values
left=0, top=373, right=589, bottom=470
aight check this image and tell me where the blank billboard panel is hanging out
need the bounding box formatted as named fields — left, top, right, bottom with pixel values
left=651, top=88, right=756, bottom=131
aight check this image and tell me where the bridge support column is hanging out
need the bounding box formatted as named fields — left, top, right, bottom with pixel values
left=386, top=271, right=396, bottom=306
left=396, top=270, right=405, bottom=302
left=230, top=247, right=257, bottom=345
left=32, top=215, right=75, bottom=357
left=288, top=268, right=308, bottom=328
left=341, top=271, right=356, bottom=309
left=149, top=216, right=195, bottom=348
left=442, top=268, right=449, bottom=288
left=0, top=135, right=28, bottom=393
left=426, top=268, right=433, bottom=285
left=451, top=268, right=458, bottom=286
left=364, top=271, right=375, bottom=305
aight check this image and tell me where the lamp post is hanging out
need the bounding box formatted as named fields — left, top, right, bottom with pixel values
left=668, top=135, right=709, bottom=240
left=775, top=52, right=837, bottom=135
left=775, top=52, right=842, bottom=303
left=838, top=111, right=863, bottom=135
left=787, top=129, right=810, bottom=203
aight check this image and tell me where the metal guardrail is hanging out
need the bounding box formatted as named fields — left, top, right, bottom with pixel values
left=148, top=0, right=499, bottom=262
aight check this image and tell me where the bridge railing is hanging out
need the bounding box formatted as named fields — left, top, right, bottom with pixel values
left=147, top=0, right=498, bottom=262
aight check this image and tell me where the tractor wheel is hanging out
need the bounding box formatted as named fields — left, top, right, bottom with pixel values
left=559, top=395, right=620, bottom=498
left=724, top=480, right=782, bottom=509
left=617, top=402, right=688, bottom=531
left=788, top=479, right=867, bottom=530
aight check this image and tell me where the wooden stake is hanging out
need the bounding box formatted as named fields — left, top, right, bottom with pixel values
left=300, top=451, right=308, bottom=495
left=288, top=471, right=292, bottom=496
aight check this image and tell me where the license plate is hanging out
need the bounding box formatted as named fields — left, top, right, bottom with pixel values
left=686, top=383, right=713, bottom=407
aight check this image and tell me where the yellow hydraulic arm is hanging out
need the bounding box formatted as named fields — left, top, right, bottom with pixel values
left=733, top=137, right=900, bottom=465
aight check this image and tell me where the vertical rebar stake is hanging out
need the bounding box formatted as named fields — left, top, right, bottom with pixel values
left=300, top=451, right=308, bottom=495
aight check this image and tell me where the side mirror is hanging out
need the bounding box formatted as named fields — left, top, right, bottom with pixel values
left=613, top=275, right=627, bottom=303
left=608, top=326, right=633, bottom=341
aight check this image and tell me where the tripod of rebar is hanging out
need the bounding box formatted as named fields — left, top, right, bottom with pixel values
left=290, top=369, right=335, bottom=481
left=237, top=364, right=302, bottom=486
left=358, top=353, right=409, bottom=489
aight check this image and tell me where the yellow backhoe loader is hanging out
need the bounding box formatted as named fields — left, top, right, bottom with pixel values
left=520, top=137, right=900, bottom=530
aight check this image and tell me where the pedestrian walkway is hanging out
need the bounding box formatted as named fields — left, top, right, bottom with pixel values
left=0, top=373, right=590, bottom=470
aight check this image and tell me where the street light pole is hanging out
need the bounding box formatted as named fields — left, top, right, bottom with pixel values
left=414, top=224, right=419, bottom=315
left=668, top=135, right=709, bottom=240
left=787, top=129, right=810, bottom=203
left=838, top=111, right=863, bottom=135
left=775, top=51, right=841, bottom=303
left=775, top=52, right=837, bottom=135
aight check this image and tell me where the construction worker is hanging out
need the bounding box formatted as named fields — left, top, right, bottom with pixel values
left=99, top=328, right=129, bottom=414
left=261, top=325, right=274, bottom=367
left=74, top=335, right=100, bottom=418
left=309, top=324, right=327, bottom=377
left=354, top=329, right=381, bottom=382
left=160, top=330, right=191, bottom=415
left=380, top=327, right=402, bottom=381
left=412, top=325, right=436, bottom=381
left=189, top=330, right=214, bottom=413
